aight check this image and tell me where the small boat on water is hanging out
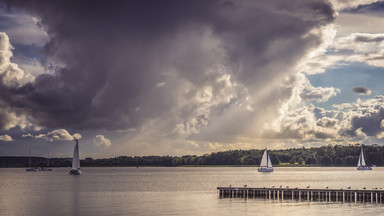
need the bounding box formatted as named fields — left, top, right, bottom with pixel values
left=41, top=152, right=52, bottom=171
left=26, top=148, right=41, bottom=172
left=258, top=148, right=273, bottom=172
left=69, top=139, right=81, bottom=175
left=357, top=145, right=372, bottom=170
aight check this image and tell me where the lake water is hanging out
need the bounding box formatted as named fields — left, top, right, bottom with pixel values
left=1, top=167, right=384, bottom=215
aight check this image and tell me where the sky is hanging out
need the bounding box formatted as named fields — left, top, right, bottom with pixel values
left=1, top=0, right=384, bottom=158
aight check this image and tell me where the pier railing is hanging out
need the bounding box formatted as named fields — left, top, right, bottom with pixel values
left=217, top=187, right=384, bottom=204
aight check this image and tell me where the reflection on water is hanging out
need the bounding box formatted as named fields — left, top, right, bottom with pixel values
left=1, top=167, right=384, bottom=215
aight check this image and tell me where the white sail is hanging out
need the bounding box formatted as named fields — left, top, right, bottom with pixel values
left=357, top=147, right=366, bottom=167
left=260, top=149, right=273, bottom=168
left=267, top=151, right=273, bottom=168
left=72, top=140, right=80, bottom=169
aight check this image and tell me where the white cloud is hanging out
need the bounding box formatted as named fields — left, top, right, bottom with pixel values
left=332, top=103, right=353, bottom=110
left=329, top=0, right=381, bottom=11
left=301, top=32, right=384, bottom=76
left=94, top=135, right=111, bottom=147
left=0, top=32, right=47, bottom=131
left=0, top=134, right=13, bottom=141
left=338, top=96, right=384, bottom=138
left=263, top=94, right=384, bottom=144
left=72, top=133, right=82, bottom=140
left=12, top=55, right=46, bottom=77
left=274, top=96, right=384, bottom=143
left=0, top=33, right=39, bottom=130
left=0, top=106, right=37, bottom=130
left=35, top=129, right=81, bottom=142
left=265, top=105, right=340, bottom=140
left=336, top=12, right=384, bottom=37
left=331, top=33, right=384, bottom=67
left=22, top=133, right=33, bottom=138
left=0, top=32, right=34, bottom=87
left=298, top=74, right=340, bottom=102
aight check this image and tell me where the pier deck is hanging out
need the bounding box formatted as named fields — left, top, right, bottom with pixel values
left=217, top=186, right=384, bottom=203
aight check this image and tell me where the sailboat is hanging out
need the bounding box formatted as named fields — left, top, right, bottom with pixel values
left=26, top=148, right=40, bottom=172
left=69, top=139, right=81, bottom=175
left=357, top=145, right=372, bottom=170
left=258, top=149, right=273, bottom=172
left=41, top=152, right=52, bottom=171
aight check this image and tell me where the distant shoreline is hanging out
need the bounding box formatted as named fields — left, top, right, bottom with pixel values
left=1, top=144, right=381, bottom=168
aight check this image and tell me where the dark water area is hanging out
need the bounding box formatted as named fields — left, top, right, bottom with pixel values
left=1, top=167, right=384, bottom=215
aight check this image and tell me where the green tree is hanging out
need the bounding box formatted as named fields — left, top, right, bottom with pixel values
left=320, top=156, right=332, bottom=166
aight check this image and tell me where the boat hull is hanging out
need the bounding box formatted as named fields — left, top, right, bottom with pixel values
left=26, top=167, right=40, bottom=172
left=357, top=166, right=372, bottom=170
left=258, top=168, right=273, bottom=172
left=69, top=169, right=81, bottom=175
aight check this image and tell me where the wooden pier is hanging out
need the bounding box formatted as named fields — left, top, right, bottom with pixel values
left=217, top=186, right=384, bottom=204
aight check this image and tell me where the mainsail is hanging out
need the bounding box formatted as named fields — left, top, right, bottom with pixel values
left=260, top=149, right=273, bottom=168
left=357, top=146, right=366, bottom=167
left=72, top=140, right=80, bottom=170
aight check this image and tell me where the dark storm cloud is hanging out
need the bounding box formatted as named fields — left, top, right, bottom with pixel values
left=0, top=0, right=335, bottom=131
left=353, top=86, right=371, bottom=95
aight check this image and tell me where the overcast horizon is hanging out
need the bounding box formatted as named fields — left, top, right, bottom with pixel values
left=1, top=0, right=384, bottom=159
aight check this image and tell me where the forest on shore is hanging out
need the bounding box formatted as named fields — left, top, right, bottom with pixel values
left=1, top=144, right=383, bottom=168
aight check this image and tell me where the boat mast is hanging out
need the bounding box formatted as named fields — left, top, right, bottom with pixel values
left=47, top=152, right=50, bottom=167
left=28, top=148, right=31, bottom=167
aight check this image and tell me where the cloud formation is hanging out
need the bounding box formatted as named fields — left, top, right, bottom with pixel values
left=0, top=134, right=12, bottom=141
left=94, top=135, right=111, bottom=147
left=353, top=86, right=372, bottom=95
left=268, top=96, right=384, bottom=146
left=0, top=0, right=335, bottom=140
left=35, top=129, right=81, bottom=142
left=0, top=0, right=383, bottom=157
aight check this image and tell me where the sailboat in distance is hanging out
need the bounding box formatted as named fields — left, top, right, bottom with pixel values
left=41, top=152, right=52, bottom=171
left=69, top=139, right=81, bottom=175
left=258, top=149, right=273, bottom=172
left=357, top=145, right=372, bottom=170
left=26, top=148, right=40, bottom=172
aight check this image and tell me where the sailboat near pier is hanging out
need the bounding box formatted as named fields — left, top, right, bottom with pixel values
left=69, top=139, right=81, bottom=175
left=258, top=148, right=273, bottom=172
left=357, top=145, right=372, bottom=170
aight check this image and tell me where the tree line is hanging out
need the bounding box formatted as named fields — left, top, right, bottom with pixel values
left=1, top=144, right=383, bottom=167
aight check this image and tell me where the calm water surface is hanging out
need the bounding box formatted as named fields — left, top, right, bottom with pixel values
left=1, top=167, right=384, bottom=215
